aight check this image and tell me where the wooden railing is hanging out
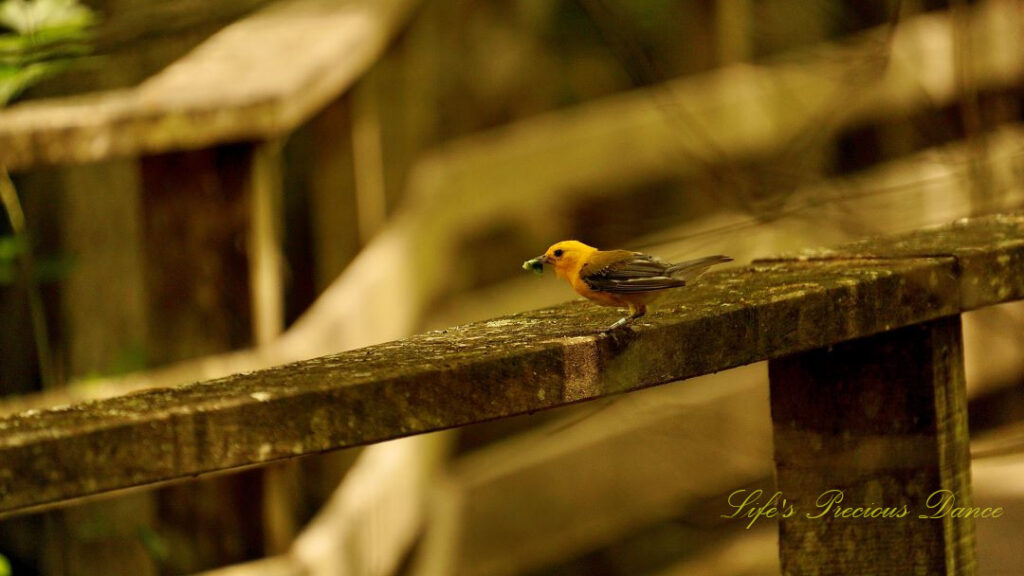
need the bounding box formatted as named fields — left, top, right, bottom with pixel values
left=1, top=211, right=1021, bottom=573
left=1, top=1, right=1022, bottom=574
left=0, top=1, right=422, bottom=572
left=0, top=0, right=416, bottom=170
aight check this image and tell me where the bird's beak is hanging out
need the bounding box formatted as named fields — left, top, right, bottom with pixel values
left=522, top=255, right=548, bottom=275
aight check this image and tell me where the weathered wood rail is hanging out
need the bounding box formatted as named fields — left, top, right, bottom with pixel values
left=0, top=1, right=423, bottom=572
left=0, top=0, right=1017, bottom=573
left=1, top=212, right=1021, bottom=573
left=0, top=0, right=417, bottom=170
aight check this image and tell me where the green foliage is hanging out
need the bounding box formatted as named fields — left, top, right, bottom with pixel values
left=0, top=552, right=10, bottom=576
left=137, top=526, right=169, bottom=564
left=0, top=233, right=75, bottom=285
left=0, top=233, right=26, bottom=283
left=0, top=0, right=95, bottom=34
left=0, top=0, right=97, bottom=105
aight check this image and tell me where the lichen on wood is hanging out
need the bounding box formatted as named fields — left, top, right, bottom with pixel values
left=0, top=212, right=1020, bottom=516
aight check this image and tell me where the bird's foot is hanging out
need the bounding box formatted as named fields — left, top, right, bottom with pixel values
left=605, top=316, right=631, bottom=332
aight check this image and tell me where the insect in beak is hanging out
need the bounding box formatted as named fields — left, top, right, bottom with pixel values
left=522, top=256, right=547, bottom=275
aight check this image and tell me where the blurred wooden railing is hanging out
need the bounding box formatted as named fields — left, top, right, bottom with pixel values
left=0, top=0, right=418, bottom=353
left=1, top=211, right=1022, bottom=575
left=0, top=0, right=422, bottom=573
left=0, top=0, right=416, bottom=170
left=1, top=1, right=1022, bottom=574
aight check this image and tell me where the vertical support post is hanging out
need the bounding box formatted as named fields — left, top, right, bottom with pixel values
left=307, top=94, right=361, bottom=290
left=140, top=145, right=255, bottom=364
left=139, top=145, right=271, bottom=572
left=768, top=316, right=975, bottom=575
left=351, top=68, right=388, bottom=244
left=48, top=160, right=155, bottom=576
left=248, top=138, right=303, bottom=555
left=715, top=0, right=752, bottom=65
left=249, top=138, right=286, bottom=348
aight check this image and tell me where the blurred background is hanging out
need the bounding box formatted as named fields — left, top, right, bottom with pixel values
left=0, top=0, right=1022, bottom=574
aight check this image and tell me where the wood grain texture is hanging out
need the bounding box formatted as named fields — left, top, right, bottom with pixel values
left=0, top=0, right=418, bottom=170
left=0, top=212, right=1019, bottom=516
left=769, top=316, right=975, bottom=575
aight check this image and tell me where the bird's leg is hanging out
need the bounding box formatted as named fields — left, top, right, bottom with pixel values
left=606, top=317, right=629, bottom=331
left=606, top=303, right=646, bottom=331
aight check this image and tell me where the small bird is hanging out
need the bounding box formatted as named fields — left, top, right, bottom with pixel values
left=523, top=240, right=732, bottom=331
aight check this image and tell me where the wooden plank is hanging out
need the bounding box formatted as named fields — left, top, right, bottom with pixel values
left=2, top=115, right=1020, bottom=422
left=138, top=142, right=277, bottom=572
left=0, top=0, right=418, bottom=171
left=249, top=139, right=286, bottom=348
left=768, top=316, right=975, bottom=575
left=0, top=212, right=1019, bottom=516
left=395, top=1, right=1023, bottom=219
left=0, top=0, right=1018, bottom=175
left=246, top=139, right=298, bottom=556
left=55, top=161, right=148, bottom=377
left=138, top=146, right=256, bottom=364
left=410, top=219, right=1022, bottom=574
left=303, top=95, right=361, bottom=291
left=290, top=433, right=451, bottom=576
left=196, top=556, right=304, bottom=576
left=761, top=214, right=1024, bottom=311
left=972, top=458, right=1024, bottom=575
left=413, top=365, right=773, bottom=576
left=48, top=160, right=155, bottom=576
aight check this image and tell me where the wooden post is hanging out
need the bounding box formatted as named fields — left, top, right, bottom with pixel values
left=768, top=316, right=976, bottom=575
left=139, top=145, right=255, bottom=364
left=139, top=144, right=272, bottom=573
left=305, top=94, right=361, bottom=290
left=248, top=138, right=305, bottom=555
left=249, top=139, right=286, bottom=348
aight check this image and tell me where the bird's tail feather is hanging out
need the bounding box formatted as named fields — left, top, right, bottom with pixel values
left=666, top=255, right=733, bottom=284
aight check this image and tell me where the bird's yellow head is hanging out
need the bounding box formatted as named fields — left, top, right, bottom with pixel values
left=538, top=240, right=597, bottom=280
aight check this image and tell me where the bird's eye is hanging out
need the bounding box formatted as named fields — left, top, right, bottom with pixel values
left=553, top=249, right=563, bottom=257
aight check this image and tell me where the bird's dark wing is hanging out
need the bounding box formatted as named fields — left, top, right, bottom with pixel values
left=580, top=251, right=686, bottom=293
left=666, top=255, right=733, bottom=284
